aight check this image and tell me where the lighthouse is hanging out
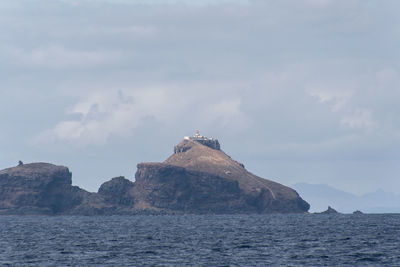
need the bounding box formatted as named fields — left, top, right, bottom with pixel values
left=181, top=131, right=220, bottom=150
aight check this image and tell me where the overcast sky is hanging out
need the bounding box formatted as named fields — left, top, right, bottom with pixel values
left=1, top=0, right=400, bottom=194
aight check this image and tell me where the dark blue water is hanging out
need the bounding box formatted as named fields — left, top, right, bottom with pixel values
left=0, top=214, right=399, bottom=266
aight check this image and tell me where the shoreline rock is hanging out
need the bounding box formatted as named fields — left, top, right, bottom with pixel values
left=353, top=210, right=364, bottom=215
left=0, top=137, right=310, bottom=215
left=315, top=206, right=340, bottom=214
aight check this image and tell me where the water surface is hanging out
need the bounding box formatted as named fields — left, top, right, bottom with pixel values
left=0, top=214, right=399, bottom=266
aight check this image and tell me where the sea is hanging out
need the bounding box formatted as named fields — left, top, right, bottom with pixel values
left=0, top=214, right=399, bottom=266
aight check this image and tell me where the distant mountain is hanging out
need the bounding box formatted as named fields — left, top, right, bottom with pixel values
left=292, top=183, right=400, bottom=213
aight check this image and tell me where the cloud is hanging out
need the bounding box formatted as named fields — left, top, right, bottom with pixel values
left=303, top=65, right=400, bottom=135
left=340, top=109, right=374, bottom=129
left=34, top=85, right=251, bottom=147
left=35, top=88, right=173, bottom=146
left=2, top=0, right=400, bottom=194
left=306, top=85, right=354, bottom=112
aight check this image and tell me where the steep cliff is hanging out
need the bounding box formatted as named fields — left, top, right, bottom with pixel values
left=0, top=163, right=88, bottom=214
left=98, top=176, right=135, bottom=206
left=0, top=163, right=130, bottom=215
left=0, top=137, right=310, bottom=215
left=132, top=139, right=309, bottom=213
left=131, top=163, right=245, bottom=213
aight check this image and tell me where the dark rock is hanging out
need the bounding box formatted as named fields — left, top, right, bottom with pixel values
left=0, top=163, right=134, bottom=215
left=316, top=206, right=340, bottom=214
left=0, top=163, right=87, bottom=214
left=98, top=176, right=135, bottom=206
left=131, top=162, right=309, bottom=213
left=134, top=139, right=309, bottom=214
left=132, top=163, right=245, bottom=213
left=0, top=136, right=310, bottom=215
left=353, top=210, right=364, bottom=215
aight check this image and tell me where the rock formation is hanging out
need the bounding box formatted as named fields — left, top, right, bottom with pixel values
left=98, top=176, right=135, bottom=206
left=0, top=135, right=310, bottom=215
left=315, top=206, right=340, bottom=214
left=129, top=138, right=309, bottom=214
left=0, top=163, right=88, bottom=214
left=352, top=210, right=364, bottom=215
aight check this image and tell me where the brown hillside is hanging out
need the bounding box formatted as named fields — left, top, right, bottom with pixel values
left=164, top=139, right=300, bottom=202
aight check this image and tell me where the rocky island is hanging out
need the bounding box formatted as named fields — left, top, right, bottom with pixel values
left=0, top=133, right=309, bottom=215
left=315, top=206, right=340, bottom=214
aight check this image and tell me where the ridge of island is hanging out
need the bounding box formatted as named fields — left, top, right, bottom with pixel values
left=0, top=133, right=309, bottom=215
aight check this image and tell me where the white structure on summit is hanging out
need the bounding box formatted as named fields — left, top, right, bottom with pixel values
left=184, top=130, right=215, bottom=141
left=180, top=130, right=220, bottom=151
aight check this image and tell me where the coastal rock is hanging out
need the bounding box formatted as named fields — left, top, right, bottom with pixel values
left=98, top=176, right=135, bottom=206
left=0, top=163, right=87, bottom=214
left=133, top=139, right=309, bottom=214
left=0, top=135, right=310, bottom=215
left=316, top=206, right=340, bottom=214
left=131, top=163, right=244, bottom=213
left=353, top=210, right=364, bottom=215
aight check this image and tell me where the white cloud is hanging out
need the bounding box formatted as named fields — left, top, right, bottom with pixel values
left=340, top=109, right=374, bottom=129
left=32, top=76, right=259, bottom=148
left=34, top=85, right=251, bottom=147
left=306, top=85, right=354, bottom=112
left=35, top=88, right=173, bottom=146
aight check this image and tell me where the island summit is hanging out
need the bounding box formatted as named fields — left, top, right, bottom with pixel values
left=0, top=132, right=309, bottom=215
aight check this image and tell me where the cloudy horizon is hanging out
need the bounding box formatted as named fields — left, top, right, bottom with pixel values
left=1, top=0, right=400, bottom=195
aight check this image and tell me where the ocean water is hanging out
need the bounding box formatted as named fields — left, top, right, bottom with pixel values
left=0, top=214, right=399, bottom=266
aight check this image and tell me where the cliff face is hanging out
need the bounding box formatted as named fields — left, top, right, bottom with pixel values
left=98, top=176, right=135, bottom=206
left=0, top=163, right=131, bottom=215
left=0, top=137, right=310, bottom=215
left=0, top=163, right=87, bottom=214
left=133, top=139, right=309, bottom=214
left=132, top=163, right=245, bottom=213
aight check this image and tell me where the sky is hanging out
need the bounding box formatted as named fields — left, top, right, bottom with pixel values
left=1, top=0, right=400, bottom=195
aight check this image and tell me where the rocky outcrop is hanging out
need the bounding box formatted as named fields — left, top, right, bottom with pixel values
left=0, top=163, right=88, bottom=214
left=0, top=163, right=136, bottom=215
left=315, top=206, right=340, bottom=214
left=131, top=163, right=244, bottom=213
left=0, top=137, right=310, bottom=215
left=174, top=139, right=220, bottom=153
left=164, top=140, right=310, bottom=213
left=131, top=162, right=309, bottom=214
left=98, top=176, right=135, bottom=206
